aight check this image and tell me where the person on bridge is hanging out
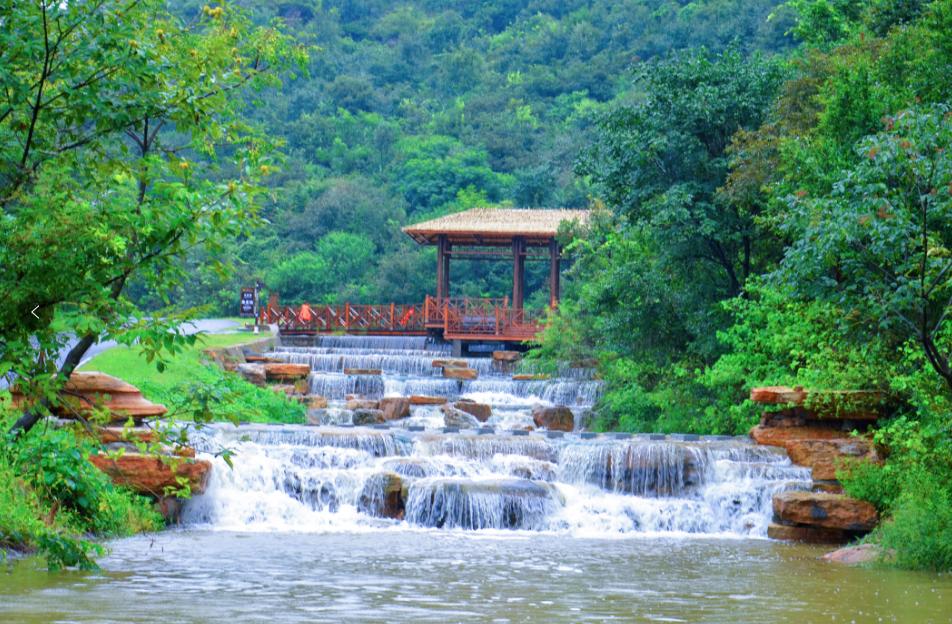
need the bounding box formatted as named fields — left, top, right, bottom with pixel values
left=299, top=303, right=313, bottom=323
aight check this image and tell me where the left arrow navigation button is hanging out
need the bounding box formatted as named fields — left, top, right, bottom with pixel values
left=31, top=305, right=40, bottom=319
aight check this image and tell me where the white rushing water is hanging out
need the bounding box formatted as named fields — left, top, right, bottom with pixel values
left=182, top=335, right=811, bottom=538
left=183, top=425, right=811, bottom=538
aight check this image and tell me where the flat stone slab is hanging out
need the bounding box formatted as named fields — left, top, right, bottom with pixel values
left=767, top=522, right=850, bottom=544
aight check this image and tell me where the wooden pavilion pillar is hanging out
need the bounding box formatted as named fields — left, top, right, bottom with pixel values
left=436, top=235, right=451, bottom=300
left=512, top=236, right=526, bottom=310
left=548, top=238, right=561, bottom=308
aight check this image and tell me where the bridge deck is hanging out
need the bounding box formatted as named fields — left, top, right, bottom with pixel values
left=259, top=296, right=545, bottom=342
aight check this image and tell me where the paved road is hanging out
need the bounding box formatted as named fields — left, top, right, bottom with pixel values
left=1, top=319, right=243, bottom=389
left=72, top=318, right=241, bottom=367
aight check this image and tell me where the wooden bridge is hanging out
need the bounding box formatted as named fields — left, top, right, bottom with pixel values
left=258, top=296, right=546, bottom=342
left=258, top=208, right=589, bottom=344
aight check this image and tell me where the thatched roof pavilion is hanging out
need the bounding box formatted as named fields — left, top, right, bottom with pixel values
left=402, top=207, right=590, bottom=309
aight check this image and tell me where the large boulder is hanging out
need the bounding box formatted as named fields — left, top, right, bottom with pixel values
left=443, top=367, right=478, bottom=380
left=89, top=453, right=211, bottom=496
left=236, top=363, right=267, bottom=386
left=441, top=404, right=480, bottom=429
left=379, top=397, right=411, bottom=421
left=264, top=363, right=311, bottom=381
left=353, top=408, right=386, bottom=426
left=749, top=386, right=883, bottom=420
left=453, top=399, right=492, bottom=422
left=357, top=472, right=405, bottom=520
left=785, top=438, right=878, bottom=480
left=773, top=491, right=878, bottom=531
left=13, top=371, right=167, bottom=424
left=532, top=405, right=574, bottom=432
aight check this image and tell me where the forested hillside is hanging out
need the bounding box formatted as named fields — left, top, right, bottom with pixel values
left=141, top=0, right=795, bottom=311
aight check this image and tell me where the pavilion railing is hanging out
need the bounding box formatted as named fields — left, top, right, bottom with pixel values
left=261, top=297, right=545, bottom=340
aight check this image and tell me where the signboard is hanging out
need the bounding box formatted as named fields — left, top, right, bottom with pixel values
left=239, top=287, right=256, bottom=318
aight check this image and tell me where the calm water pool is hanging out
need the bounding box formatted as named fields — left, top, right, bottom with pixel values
left=2, top=530, right=950, bottom=623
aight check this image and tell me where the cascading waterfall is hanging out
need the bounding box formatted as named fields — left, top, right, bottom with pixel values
left=183, top=424, right=812, bottom=537
left=183, top=335, right=811, bottom=537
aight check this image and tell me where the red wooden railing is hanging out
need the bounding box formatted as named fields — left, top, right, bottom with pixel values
left=262, top=297, right=545, bottom=341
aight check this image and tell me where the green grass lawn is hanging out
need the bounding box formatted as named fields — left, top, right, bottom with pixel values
left=78, top=326, right=304, bottom=424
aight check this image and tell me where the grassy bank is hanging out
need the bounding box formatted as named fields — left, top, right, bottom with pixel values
left=0, top=422, right=163, bottom=570
left=79, top=329, right=304, bottom=425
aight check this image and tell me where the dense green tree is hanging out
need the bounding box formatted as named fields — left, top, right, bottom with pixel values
left=0, top=0, right=304, bottom=434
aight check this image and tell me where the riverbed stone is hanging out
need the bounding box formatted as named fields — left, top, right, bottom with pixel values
left=379, top=397, right=411, bottom=421
left=306, top=395, right=329, bottom=409
left=822, top=543, right=887, bottom=565
left=441, top=404, right=480, bottom=429
left=346, top=399, right=379, bottom=410
left=264, top=362, right=311, bottom=381
left=453, top=399, right=492, bottom=422
left=357, top=472, right=405, bottom=520
left=773, top=491, right=878, bottom=531
left=532, top=405, right=574, bottom=432
left=353, top=408, right=386, bottom=426
left=443, top=366, right=478, bottom=380
left=513, top=373, right=549, bottom=380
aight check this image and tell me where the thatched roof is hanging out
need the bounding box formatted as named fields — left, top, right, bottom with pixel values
left=403, top=207, right=590, bottom=245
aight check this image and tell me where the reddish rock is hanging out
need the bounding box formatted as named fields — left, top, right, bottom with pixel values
left=767, top=523, right=850, bottom=544
left=822, top=543, right=886, bottom=565
left=812, top=480, right=845, bottom=494
left=263, top=363, right=311, bottom=381
left=785, top=438, right=878, bottom=480
left=269, top=384, right=297, bottom=397
left=751, top=386, right=808, bottom=405
left=749, top=424, right=850, bottom=447
left=97, top=427, right=158, bottom=445
left=453, top=400, right=492, bottom=422
left=344, top=368, right=382, bottom=376
left=532, top=405, right=574, bottom=432
left=89, top=453, right=211, bottom=496
left=12, top=371, right=166, bottom=423
left=409, top=395, right=447, bottom=406
left=492, top=351, right=522, bottom=363
left=513, top=373, right=549, bottom=381
left=432, top=359, right=468, bottom=368
left=244, top=355, right=280, bottom=363
left=773, top=491, right=878, bottom=531
left=379, top=397, right=411, bottom=421
left=749, top=387, right=883, bottom=420
left=293, top=378, right=311, bottom=394
left=443, top=367, right=478, bottom=380
left=346, top=399, right=379, bottom=410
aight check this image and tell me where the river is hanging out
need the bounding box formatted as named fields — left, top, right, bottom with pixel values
left=2, top=335, right=950, bottom=622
